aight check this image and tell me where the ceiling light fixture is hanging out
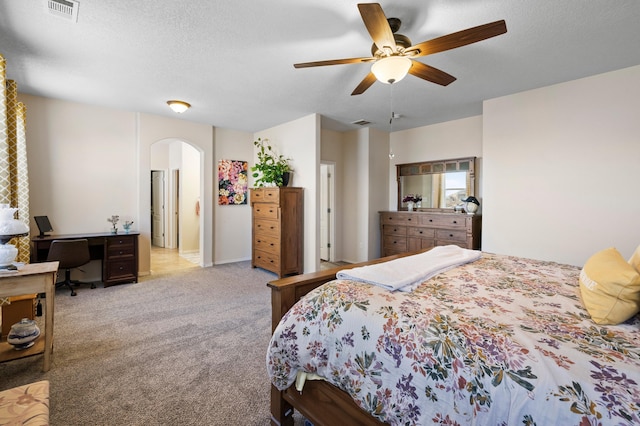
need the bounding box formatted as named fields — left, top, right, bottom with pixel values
left=166, top=100, right=191, bottom=113
left=371, top=56, right=412, bottom=84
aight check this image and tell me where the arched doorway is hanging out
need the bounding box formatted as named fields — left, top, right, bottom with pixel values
left=149, top=139, right=203, bottom=271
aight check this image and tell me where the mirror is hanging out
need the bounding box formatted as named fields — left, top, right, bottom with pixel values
left=397, top=157, right=476, bottom=211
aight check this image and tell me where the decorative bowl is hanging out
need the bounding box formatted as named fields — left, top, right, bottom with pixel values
left=7, top=318, right=40, bottom=350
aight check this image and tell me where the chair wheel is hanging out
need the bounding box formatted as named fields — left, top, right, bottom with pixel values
left=71, top=290, right=77, bottom=296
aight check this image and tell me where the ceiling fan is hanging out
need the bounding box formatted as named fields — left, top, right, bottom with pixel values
left=294, top=3, right=507, bottom=95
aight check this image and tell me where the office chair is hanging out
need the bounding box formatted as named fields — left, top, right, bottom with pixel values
left=46, top=239, right=95, bottom=296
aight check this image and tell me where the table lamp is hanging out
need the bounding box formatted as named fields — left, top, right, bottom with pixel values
left=0, top=204, right=29, bottom=268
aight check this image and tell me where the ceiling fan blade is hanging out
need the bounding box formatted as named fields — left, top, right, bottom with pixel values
left=408, top=61, right=456, bottom=86
left=351, top=72, right=377, bottom=95
left=358, top=3, right=396, bottom=53
left=407, top=20, right=507, bottom=57
left=294, top=57, right=375, bottom=68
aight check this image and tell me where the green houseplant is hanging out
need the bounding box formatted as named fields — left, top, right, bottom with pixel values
left=251, top=138, right=292, bottom=187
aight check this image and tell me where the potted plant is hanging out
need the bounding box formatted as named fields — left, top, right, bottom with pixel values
left=402, top=194, right=422, bottom=211
left=251, top=138, right=292, bottom=187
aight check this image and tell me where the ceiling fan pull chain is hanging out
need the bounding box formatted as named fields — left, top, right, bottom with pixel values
left=389, top=85, right=395, bottom=160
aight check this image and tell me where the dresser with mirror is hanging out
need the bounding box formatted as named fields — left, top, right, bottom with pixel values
left=380, top=157, right=481, bottom=257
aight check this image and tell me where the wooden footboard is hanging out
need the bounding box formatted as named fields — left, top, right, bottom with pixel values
left=268, top=252, right=422, bottom=426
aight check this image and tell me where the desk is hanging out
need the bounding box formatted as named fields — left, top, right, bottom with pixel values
left=0, top=262, right=58, bottom=372
left=31, top=232, right=139, bottom=287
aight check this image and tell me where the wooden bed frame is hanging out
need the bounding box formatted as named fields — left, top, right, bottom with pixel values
left=268, top=253, right=420, bottom=426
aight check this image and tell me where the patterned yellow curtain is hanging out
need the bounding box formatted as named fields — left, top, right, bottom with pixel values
left=431, top=173, right=443, bottom=208
left=0, top=54, right=30, bottom=263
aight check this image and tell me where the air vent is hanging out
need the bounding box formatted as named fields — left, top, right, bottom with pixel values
left=47, top=0, right=79, bottom=22
left=351, top=119, right=371, bottom=126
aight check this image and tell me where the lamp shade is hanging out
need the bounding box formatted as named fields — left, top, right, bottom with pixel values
left=0, top=204, right=28, bottom=238
left=371, top=56, right=412, bottom=84
left=0, top=204, right=28, bottom=266
left=167, top=100, right=191, bottom=113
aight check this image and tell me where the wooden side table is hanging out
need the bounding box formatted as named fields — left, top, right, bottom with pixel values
left=0, top=262, right=58, bottom=372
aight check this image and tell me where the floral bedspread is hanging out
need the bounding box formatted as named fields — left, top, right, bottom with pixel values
left=267, top=253, right=640, bottom=425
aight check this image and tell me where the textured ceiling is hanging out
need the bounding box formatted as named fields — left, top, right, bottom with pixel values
left=1, top=1, right=639, bottom=133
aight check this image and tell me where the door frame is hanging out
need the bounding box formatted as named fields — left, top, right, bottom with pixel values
left=151, top=170, right=165, bottom=247
left=320, top=161, right=336, bottom=262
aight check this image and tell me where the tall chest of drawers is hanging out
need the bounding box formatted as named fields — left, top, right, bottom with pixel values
left=380, top=211, right=481, bottom=257
left=251, top=187, right=304, bottom=277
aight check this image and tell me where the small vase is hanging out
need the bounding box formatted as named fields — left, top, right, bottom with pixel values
left=407, top=202, right=414, bottom=212
left=465, top=201, right=479, bottom=215
left=281, top=172, right=291, bottom=187
left=7, top=318, right=40, bottom=350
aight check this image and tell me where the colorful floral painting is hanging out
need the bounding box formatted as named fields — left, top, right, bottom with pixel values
left=218, top=159, right=248, bottom=205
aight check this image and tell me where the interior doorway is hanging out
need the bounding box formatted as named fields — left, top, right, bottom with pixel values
left=151, top=170, right=165, bottom=247
left=149, top=140, right=202, bottom=267
left=320, top=162, right=336, bottom=262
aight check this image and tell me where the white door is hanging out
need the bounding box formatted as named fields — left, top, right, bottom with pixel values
left=151, top=170, right=165, bottom=247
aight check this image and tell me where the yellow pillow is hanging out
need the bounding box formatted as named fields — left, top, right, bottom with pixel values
left=629, top=245, right=640, bottom=273
left=579, top=247, right=640, bottom=325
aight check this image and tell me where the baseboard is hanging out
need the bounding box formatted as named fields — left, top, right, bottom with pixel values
left=214, top=257, right=251, bottom=265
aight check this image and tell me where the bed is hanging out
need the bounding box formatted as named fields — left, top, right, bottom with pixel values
left=267, top=247, right=640, bottom=426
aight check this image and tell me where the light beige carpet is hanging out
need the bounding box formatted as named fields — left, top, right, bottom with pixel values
left=0, top=262, right=304, bottom=425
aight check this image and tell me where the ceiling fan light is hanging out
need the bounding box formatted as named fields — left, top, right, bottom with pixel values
left=371, top=56, right=412, bottom=84
left=167, top=100, right=191, bottom=113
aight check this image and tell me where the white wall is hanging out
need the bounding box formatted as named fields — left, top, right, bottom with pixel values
left=368, top=128, right=390, bottom=260
left=22, top=94, right=138, bottom=279
left=321, top=129, right=345, bottom=262
left=340, top=130, right=361, bottom=263
left=388, top=65, right=640, bottom=267
left=137, top=113, right=214, bottom=270
left=483, top=64, right=640, bottom=265
left=388, top=116, right=483, bottom=210
left=21, top=93, right=218, bottom=277
left=213, top=127, right=253, bottom=264
left=323, top=127, right=389, bottom=263
left=178, top=143, right=200, bottom=253
left=23, top=95, right=138, bottom=234
left=255, top=114, right=320, bottom=273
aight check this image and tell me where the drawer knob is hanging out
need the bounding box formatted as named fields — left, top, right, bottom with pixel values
left=453, top=220, right=457, bottom=224
left=429, top=219, right=433, bottom=222
left=449, top=234, right=454, bottom=237
left=408, top=218, right=412, bottom=221
left=419, top=231, right=423, bottom=234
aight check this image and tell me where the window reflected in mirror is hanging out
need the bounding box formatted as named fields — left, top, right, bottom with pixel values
left=397, top=157, right=476, bottom=211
